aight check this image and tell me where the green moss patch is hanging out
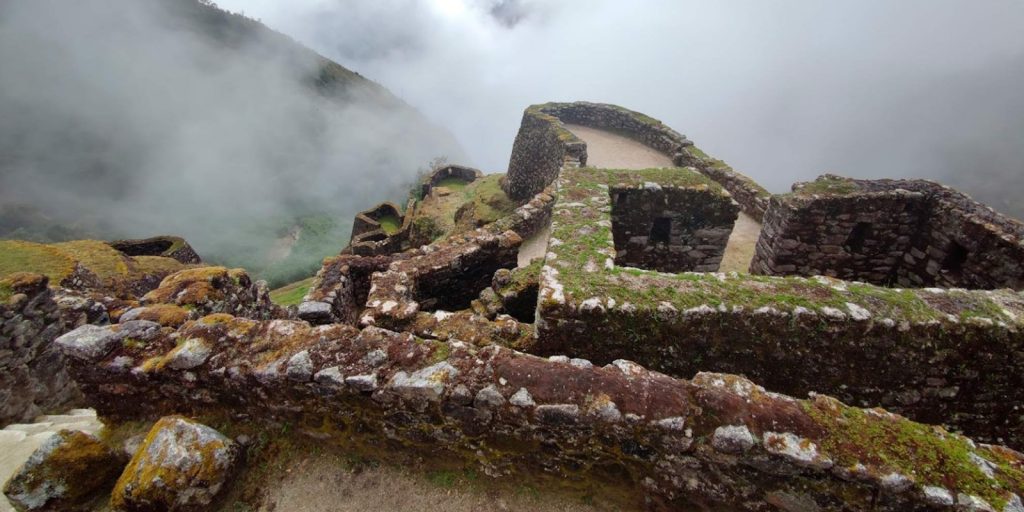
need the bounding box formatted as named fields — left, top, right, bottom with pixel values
left=806, top=399, right=1024, bottom=509
left=792, top=176, right=863, bottom=197
left=377, top=215, right=402, bottom=235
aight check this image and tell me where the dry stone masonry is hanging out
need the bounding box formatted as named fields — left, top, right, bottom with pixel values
left=752, top=175, right=1024, bottom=290
left=608, top=169, right=739, bottom=272
left=54, top=316, right=1024, bottom=511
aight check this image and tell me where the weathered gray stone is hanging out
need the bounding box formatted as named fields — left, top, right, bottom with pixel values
left=111, top=416, right=239, bottom=511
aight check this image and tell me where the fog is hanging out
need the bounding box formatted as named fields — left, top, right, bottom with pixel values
left=215, top=0, right=1024, bottom=217
left=0, top=0, right=462, bottom=281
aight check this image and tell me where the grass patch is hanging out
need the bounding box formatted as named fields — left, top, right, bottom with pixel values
left=435, top=176, right=469, bottom=191
left=269, top=277, right=315, bottom=306
left=793, top=176, right=862, bottom=196
left=0, top=240, right=77, bottom=283
left=377, top=215, right=402, bottom=235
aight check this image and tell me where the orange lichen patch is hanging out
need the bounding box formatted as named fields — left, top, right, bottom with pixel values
left=111, top=416, right=237, bottom=510
left=0, top=271, right=49, bottom=301
left=129, top=255, right=185, bottom=277
left=126, top=304, right=193, bottom=327
left=0, top=240, right=77, bottom=284
left=144, top=266, right=247, bottom=305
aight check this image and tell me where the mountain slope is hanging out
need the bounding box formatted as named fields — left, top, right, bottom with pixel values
left=0, top=0, right=464, bottom=285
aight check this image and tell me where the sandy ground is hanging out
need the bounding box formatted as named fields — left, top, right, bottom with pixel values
left=518, top=220, right=551, bottom=267
left=719, top=212, right=761, bottom=273
left=257, top=452, right=620, bottom=512
left=564, top=124, right=673, bottom=169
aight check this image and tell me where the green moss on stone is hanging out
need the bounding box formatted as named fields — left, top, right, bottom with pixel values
left=806, top=398, right=1024, bottom=509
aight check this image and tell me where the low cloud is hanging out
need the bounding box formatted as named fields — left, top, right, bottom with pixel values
left=216, top=0, right=1024, bottom=216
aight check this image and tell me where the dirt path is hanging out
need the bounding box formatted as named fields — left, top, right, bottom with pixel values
left=564, top=124, right=673, bottom=169
left=257, top=452, right=620, bottom=512
left=719, top=212, right=761, bottom=273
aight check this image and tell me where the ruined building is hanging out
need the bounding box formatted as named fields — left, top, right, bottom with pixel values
left=7, top=101, right=1024, bottom=511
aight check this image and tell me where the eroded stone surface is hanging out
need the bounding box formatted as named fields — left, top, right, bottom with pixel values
left=3, top=430, right=123, bottom=511
left=111, top=416, right=239, bottom=511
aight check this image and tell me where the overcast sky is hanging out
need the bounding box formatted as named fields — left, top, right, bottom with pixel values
left=214, top=0, right=1024, bottom=211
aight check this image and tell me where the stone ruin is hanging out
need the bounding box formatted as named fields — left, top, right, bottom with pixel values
left=107, top=235, right=202, bottom=265
left=751, top=175, right=1024, bottom=290
left=7, top=101, right=1024, bottom=510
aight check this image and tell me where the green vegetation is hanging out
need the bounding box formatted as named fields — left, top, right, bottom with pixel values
left=377, top=215, right=402, bottom=235
left=792, top=176, right=863, bottom=196
left=269, top=277, right=315, bottom=306
left=435, top=176, right=469, bottom=191
left=0, top=240, right=76, bottom=283
left=409, top=173, right=516, bottom=241
left=806, top=400, right=1024, bottom=509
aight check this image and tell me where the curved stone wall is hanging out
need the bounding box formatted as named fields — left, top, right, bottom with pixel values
left=108, top=236, right=201, bottom=264
left=420, top=164, right=483, bottom=199
left=504, top=102, right=771, bottom=218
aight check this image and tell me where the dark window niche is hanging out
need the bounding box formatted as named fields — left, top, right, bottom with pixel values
left=844, top=222, right=873, bottom=253
left=942, top=241, right=969, bottom=277
left=650, top=217, right=672, bottom=244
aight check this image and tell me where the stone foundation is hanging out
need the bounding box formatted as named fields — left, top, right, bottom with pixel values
left=505, top=102, right=770, bottom=218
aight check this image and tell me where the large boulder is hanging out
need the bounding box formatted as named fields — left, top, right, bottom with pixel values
left=111, top=416, right=239, bottom=511
left=3, top=430, right=125, bottom=511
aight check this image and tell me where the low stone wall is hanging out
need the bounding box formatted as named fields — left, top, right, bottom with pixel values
left=56, top=316, right=1024, bottom=511
left=0, top=273, right=90, bottom=425
left=108, top=236, right=202, bottom=264
left=677, top=146, right=772, bottom=219
left=751, top=175, right=1024, bottom=290
left=348, top=198, right=417, bottom=256
left=420, top=164, right=483, bottom=198
left=350, top=201, right=405, bottom=241
left=611, top=181, right=738, bottom=273
left=537, top=167, right=1024, bottom=446
left=362, top=229, right=521, bottom=328
left=505, top=102, right=771, bottom=218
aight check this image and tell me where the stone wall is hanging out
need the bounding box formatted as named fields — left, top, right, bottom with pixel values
left=503, top=107, right=587, bottom=201
left=362, top=229, right=521, bottom=328
left=56, top=315, right=1024, bottom=511
left=751, top=175, right=1024, bottom=290
left=348, top=198, right=417, bottom=256
left=141, top=267, right=287, bottom=320
left=0, top=273, right=93, bottom=425
left=611, top=183, right=738, bottom=273
left=108, top=236, right=202, bottom=264
left=505, top=102, right=771, bottom=218
left=420, top=164, right=483, bottom=199
left=537, top=167, right=1024, bottom=446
